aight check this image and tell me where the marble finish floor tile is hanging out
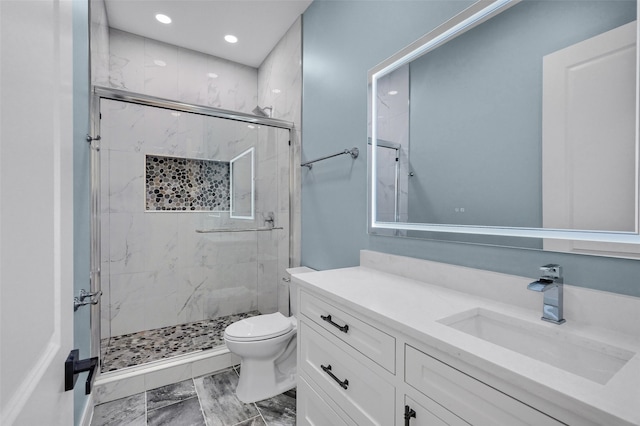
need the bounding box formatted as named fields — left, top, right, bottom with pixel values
left=91, top=367, right=296, bottom=426
left=147, top=396, right=206, bottom=426
left=147, top=379, right=197, bottom=411
left=101, top=311, right=258, bottom=372
left=255, top=389, right=296, bottom=426
left=194, top=369, right=259, bottom=426
left=91, top=393, right=146, bottom=426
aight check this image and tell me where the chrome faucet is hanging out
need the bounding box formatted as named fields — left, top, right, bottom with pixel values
left=527, top=264, right=565, bottom=324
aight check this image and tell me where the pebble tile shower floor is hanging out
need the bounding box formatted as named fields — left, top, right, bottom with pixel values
left=91, top=366, right=296, bottom=426
left=101, top=312, right=259, bottom=372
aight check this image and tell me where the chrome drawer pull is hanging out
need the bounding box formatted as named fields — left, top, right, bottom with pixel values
left=404, top=405, right=416, bottom=425
left=321, top=364, right=349, bottom=390
left=320, top=314, right=349, bottom=333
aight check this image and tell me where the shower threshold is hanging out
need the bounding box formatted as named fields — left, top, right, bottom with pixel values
left=101, top=311, right=259, bottom=372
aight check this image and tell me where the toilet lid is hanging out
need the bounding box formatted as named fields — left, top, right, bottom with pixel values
left=224, top=312, right=293, bottom=341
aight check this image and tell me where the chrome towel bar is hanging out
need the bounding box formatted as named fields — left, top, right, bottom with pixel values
left=301, top=147, right=359, bottom=169
left=196, top=226, right=283, bottom=233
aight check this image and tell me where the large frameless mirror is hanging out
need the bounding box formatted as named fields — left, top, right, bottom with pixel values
left=369, top=0, right=640, bottom=257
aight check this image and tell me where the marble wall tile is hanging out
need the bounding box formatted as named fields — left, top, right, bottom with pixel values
left=101, top=100, right=146, bottom=154
left=109, top=30, right=257, bottom=113
left=175, top=266, right=206, bottom=324
left=178, top=48, right=214, bottom=107
left=109, top=271, right=147, bottom=336
left=202, top=283, right=258, bottom=319
left=90, top=0, right=110, bottom=87
left=108, top=213, right=146, bottom=274
left=107, top=152, right=145, bottom=214
left=177, top=112, right=205, bottom=159
left=144, top=106, right=179, bottom=155
left=257, top=259, right=279, bottom=314
left=144, top=268, right=179, bottom=331
left=109, top=29, right=145, bottom=92
left=144, top=38, right=179, bottom=100
left=143, top=213, right=179, bottom=270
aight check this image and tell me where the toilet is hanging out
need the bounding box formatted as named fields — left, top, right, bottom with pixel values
left=224, top=266, right=314, bottom=403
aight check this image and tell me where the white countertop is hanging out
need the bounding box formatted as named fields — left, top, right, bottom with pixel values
left=292, top=254, right=640, bottom=426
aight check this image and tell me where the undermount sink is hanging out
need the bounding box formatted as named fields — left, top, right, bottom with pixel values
left=439, top=308, right=634, bottom=385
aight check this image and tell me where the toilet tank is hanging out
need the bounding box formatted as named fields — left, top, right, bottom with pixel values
left=280, top=267, right=315, bottom=316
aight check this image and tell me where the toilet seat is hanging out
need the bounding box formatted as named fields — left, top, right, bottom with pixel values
left=224, top=312, right=294, bottom=342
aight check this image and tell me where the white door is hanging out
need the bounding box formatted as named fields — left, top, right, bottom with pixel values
left=0, top=1, right=75, bottom=424
left=543, top=21, right=639, bottom=257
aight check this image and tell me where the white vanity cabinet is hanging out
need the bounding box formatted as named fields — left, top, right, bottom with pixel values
left=296, top=288, right=565, bottom=426
left=404, top=345, right=563, bottom=426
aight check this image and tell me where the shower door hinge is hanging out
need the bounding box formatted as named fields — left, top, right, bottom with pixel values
left=74, top=289, right=102, bottom=311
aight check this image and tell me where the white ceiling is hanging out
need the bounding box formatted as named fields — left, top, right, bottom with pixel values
left=103, top=0, right=313, bottom=68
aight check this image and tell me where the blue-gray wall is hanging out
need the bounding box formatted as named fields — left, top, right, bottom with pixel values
left=73, top=0, right=91, bottom=423
left=301, top=0, right=640, bottom=298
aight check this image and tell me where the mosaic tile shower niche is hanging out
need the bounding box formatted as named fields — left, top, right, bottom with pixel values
left=146, top=155, right=231, bottom=211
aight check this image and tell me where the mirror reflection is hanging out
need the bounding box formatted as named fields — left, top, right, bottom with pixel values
left=371, top=0, right=638, bottom=252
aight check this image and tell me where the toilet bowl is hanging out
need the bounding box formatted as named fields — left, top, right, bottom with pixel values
left=224, top=266, right=315, bottom=403
left=224, top=312, right=297, bottom=403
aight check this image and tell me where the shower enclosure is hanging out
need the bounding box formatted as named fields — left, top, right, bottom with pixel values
left=94, top=89, right=293, bottom=372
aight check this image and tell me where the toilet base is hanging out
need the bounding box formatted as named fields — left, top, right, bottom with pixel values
left=235, top=358, right=296, bottom=403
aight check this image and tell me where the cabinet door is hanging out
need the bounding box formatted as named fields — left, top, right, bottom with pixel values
left=404, top=394, right=470, bottom=426
left=299, top=321, right=395, bottom=426
left=297, top=374, right=353, bottom=426
left=405, top=345, right=564, bottom=426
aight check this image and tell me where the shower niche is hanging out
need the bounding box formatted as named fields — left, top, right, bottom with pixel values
left=98, top=97, right=291, bottom=372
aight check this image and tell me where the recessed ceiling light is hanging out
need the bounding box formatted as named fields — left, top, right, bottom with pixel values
left=207, top=73, right=219, bottom=79
left=153, top=59, right=167, bottom=67
left=224, top=35, right=238, bottom=44
left=155, top=14, right=172, bottom=24
left=388, top=90, right=398, bottom=96
left=272, top=89, right=282, bottom=94
left=248, top=124, right=255, bottom=129
left=171, top=112, right=181, bottom=117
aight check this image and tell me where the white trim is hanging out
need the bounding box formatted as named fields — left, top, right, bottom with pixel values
left=79, top=393, right=95, bottom=426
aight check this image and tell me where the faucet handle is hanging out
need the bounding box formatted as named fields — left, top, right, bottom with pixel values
left=540, top=264, right=562, bottom=281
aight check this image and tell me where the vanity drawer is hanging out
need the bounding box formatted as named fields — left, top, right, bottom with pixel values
left=300, top=321, right=395, bottom=426
left=404, top=394, right=469, bottom=426
left=300, top=290, right=396, bottom=373
left=405, top=345, right=564, bottom=426
left=297, top=374, right=353, bottom=426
